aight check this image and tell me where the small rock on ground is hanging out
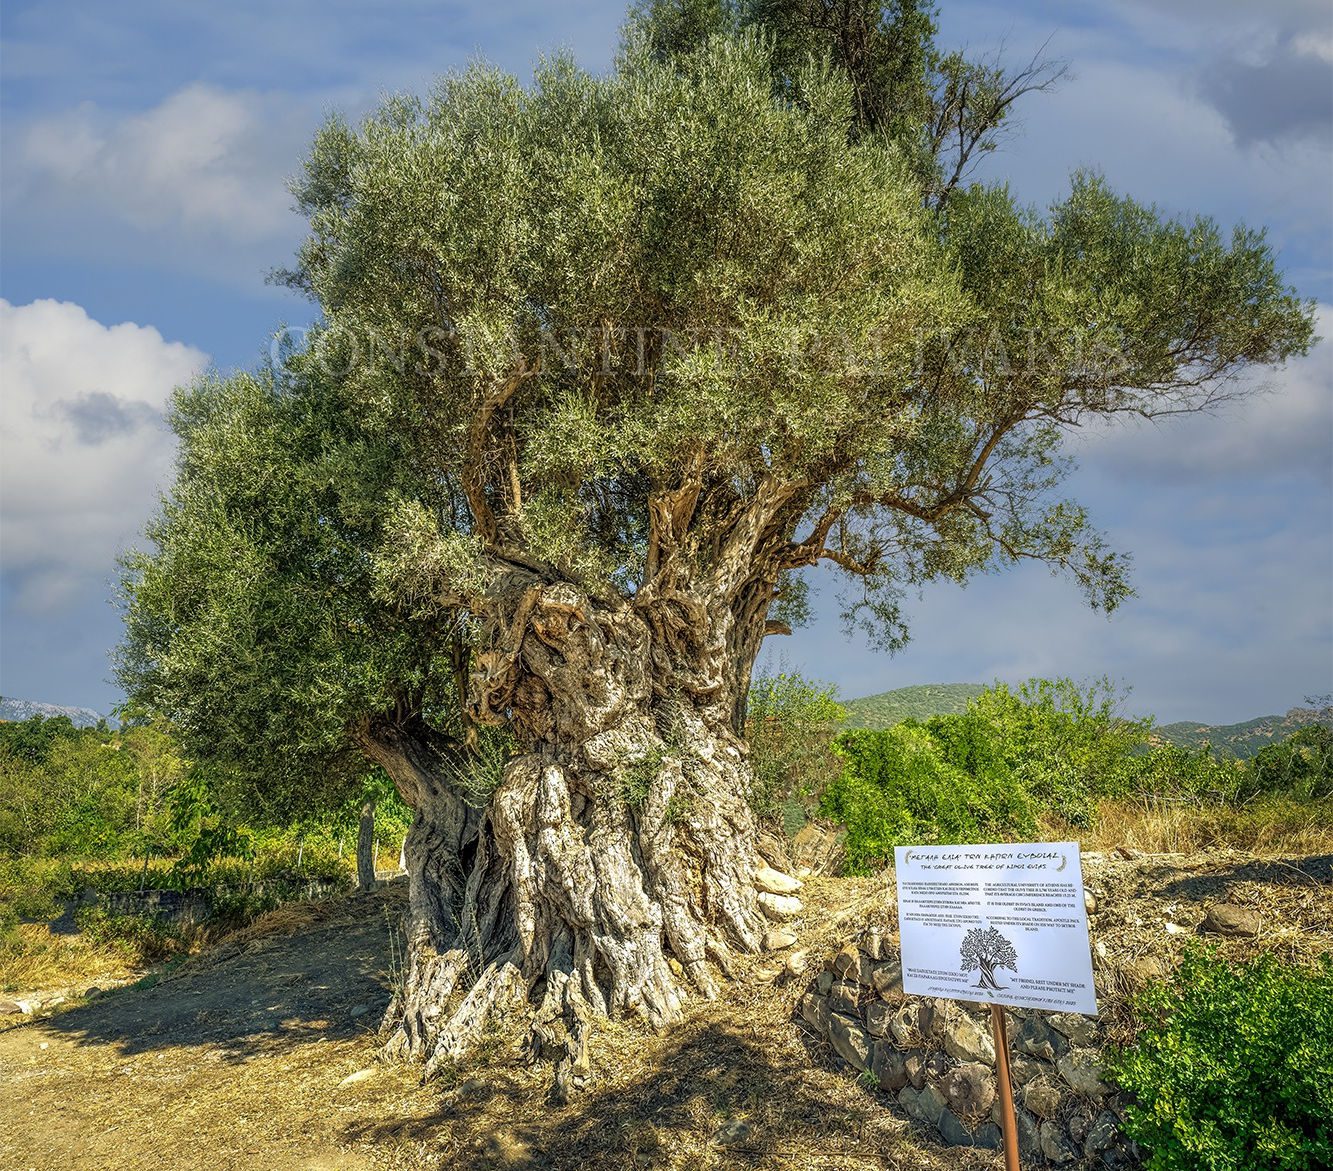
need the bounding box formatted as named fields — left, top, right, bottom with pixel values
left=715, top=1118, right=754, bottom=1146
left=1201, top=903, right=1261, bottom=937
left=336, top=1068, right=377, bottom=1089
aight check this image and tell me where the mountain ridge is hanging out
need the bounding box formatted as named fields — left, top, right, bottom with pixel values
left=840, top=682, right=987, bottom=729
left=0, top=697, right=109, bottom=728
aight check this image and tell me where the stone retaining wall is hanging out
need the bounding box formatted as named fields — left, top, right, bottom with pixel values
left=75, top=878, right=348, bottom=925
left=797, top=930, right=1139, bottom=1167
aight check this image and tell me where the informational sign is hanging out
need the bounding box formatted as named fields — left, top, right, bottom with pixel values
left=894, top=842, right=1097, bottom=1016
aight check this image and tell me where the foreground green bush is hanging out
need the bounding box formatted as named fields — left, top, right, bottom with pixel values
left=1107, top=948, right=1333, bottom=1171
left=821, top=723, right=1036, bottom=872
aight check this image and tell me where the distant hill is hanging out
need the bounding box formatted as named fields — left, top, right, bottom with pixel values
left=841, top=683, right=987, bottom=729
left=1151, top=708, right=1333, bottom=759
left=842, top=685, right=1331, bottom=758
left=0, top=697, right=109, bottom=728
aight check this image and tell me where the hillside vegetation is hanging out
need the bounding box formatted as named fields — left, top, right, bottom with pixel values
left=1153, top=706, right=1333, bottom=758
left=750, top=674, right=1333, bottom=874
left=0, top=696, right=107, bottom=729
left=842, top=684, right=1333, bottom=762
left=0, top=713, right=411, bottom=994
left=840, top=684, right=987, bottom=728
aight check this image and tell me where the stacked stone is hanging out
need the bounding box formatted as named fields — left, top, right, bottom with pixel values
left=797, top=930, right=1139, bottom=1167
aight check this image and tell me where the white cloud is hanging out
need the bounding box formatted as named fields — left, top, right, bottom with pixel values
left=1293, top=30, right=1333, bottom=63
left=0, top=299, right=207, bottom=612
left=939, top=6, right=1332, bottom=288
left=15, top=84, right=302, bottom=246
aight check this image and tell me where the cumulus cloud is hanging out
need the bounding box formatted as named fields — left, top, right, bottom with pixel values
left=15, top=83, right=302, bottom=246
left=0, top=299, right=207, bottom=612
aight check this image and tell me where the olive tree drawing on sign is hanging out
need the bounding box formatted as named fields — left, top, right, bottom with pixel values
left=961, top=926, right=1018, bottom=991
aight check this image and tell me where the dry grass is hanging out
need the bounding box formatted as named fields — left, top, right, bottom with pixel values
left=224, top=894, right=348, bottom=945
left=1073, top=795, right=1333, bottom=855
left=0, top=922, right=142, bottom=995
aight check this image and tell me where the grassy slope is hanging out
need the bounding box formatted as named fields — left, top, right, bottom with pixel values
left=840, top=683, right=987, bottom=729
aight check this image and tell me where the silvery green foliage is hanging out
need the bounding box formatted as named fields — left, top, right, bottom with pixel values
left=282, top=31, right=1309, bottom=641
left=123, top=15, right=1315, bottom=797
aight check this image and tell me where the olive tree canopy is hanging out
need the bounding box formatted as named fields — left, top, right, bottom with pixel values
left=121, top=3, right=1314, bottom=1096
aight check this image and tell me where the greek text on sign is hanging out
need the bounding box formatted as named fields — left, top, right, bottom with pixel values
left=894, top=842, right=1097, bottom=1016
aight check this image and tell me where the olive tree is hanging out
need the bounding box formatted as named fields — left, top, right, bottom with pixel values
left=120, top=5, right=1314, bottom=1096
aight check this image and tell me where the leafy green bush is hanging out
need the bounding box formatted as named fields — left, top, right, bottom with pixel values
left=1242, top=725, right=1333, bottom=802
left=0, top=717, right=188, bottom=859
left=821, top=723, right=1036, bottom=872
left=0, top=857, right=76, bottom=921
left=815, top=679, right=1333, bottom=871
left=746, top=670, right=846, bottom=832
left=0, top=714, right=81, bottom=765
left=1107, top=948, right=1333, bottom=1171
left=966, top=677, right=1151, bottom=823
left=1128, top=742, right=1248, bottom=801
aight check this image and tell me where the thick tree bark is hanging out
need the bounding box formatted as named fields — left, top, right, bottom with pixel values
left=356, top=799, right=377, bottom=892
left=359, top=579, right=794, bottom=1099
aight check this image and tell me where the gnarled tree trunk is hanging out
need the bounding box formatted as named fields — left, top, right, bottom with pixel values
left=358, top=578, right=793, bottom=1099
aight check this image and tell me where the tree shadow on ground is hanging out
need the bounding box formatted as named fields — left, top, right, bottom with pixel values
left=341, top=1010, right=978, bottom=1171
left=28, top=887, right=403, bottom=1065
left=1151, top=853, right=1333, bottom=900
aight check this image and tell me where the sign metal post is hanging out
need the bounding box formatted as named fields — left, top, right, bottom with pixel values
left=989, top=1003, right=1021, bottom=1171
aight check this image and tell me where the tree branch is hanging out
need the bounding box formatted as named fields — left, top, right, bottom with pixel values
left=462, top=364, right=533, bottom=548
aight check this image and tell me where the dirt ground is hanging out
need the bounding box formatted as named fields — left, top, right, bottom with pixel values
left=1, top=849, right=1329, bottom=1171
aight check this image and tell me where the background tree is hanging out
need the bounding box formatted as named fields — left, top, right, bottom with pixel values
left=120, top=4, right=1315, bottom=1095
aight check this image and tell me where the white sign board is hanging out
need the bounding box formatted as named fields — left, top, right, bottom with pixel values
left=894, top=842, right=1097, bottom=1016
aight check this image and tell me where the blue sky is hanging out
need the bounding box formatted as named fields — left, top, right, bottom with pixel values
left=1, top=0, right=1330, bottom=724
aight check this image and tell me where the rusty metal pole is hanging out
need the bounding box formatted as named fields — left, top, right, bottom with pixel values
left=990, top=1003, right=1021, bottom=1171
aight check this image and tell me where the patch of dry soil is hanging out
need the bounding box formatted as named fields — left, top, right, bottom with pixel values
left=1, top=852, right=1327, bottom=1171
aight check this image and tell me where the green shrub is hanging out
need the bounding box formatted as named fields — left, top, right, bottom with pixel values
left=0, top=857, right=76, bottom=921
left=73, top=905, right=189, bottom=962
left=1107, top=947, right=1333, bottom=1171
left=0, top=714, right=81, bottom=765
left=821, top=723, right=1036, bottom=872
left=966, top=677, right=1151, bottom=823
left=1130, top=742, right=1248, bottom=802
left=1243, top=725, right=1333, bottom=802
left=819, top=770, right=912, bottom=873
left=746, top=670, right=846, bottom=832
